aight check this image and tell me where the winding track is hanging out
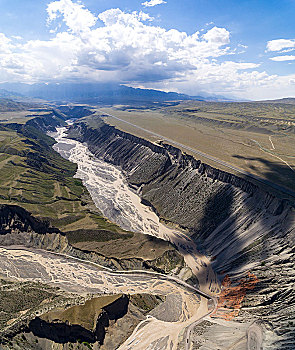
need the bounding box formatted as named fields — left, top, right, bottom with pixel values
left=101, top=112, right=295, bottom=199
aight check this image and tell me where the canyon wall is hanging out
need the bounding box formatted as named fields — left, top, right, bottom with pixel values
left=28, top=295, right=129, bottom=344
left=67, top=118, right=295, bottom=347
left=68, top=118, right=295, bottom=273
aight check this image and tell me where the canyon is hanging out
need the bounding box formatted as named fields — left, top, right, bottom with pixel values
left=65, top=115, right=295, bottom=349
left=0, top=107, right=294, bottom=349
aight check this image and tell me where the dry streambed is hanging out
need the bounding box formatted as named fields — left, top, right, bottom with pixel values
left=51, top=127, right=219, bottom=296
left=0, top=246, right=209, bottom=350
left=0, top=126, right=262, bottom=350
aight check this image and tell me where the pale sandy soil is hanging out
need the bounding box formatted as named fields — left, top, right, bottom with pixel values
left=0, top=246, right=208, bottom=350
left=98, top=107, right=295, bottom=193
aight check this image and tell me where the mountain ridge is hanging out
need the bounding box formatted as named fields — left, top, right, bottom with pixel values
left=0, top=82, right=233, bottom=104
left=256, top=97, right=295, bottom=105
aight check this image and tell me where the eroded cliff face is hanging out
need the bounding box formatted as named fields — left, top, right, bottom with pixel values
left=68, top=118, right=295, bottom=347
left=2, top=289, right=164, bottom=350
left=28, top=295, right=129, bottom=344
left=68, top=119, right=295, bottom=271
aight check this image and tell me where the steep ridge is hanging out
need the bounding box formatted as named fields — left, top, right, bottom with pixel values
left=68, top=117, right=295, bottom=348
left=0, top=204, right=184, bottom=274
left=67, top=117, right=293, bottom=269
left=28, top=295, right=129, bottom=344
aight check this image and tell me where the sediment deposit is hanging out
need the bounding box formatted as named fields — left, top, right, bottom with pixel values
left=0, top=246, right=210, bottom=350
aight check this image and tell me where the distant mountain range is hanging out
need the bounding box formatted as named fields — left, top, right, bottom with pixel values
left=1, top=83, right=294, bottom=105
left=0, top=89, right=24, bottom=99
left=0, top=82, right=233, bottom=104
left=257, top=97, right=295, bottom=105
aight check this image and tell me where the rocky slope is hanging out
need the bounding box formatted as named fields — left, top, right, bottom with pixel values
left=28, top=295, right=129, bottom=344
left=1, top=287, right=163, bottom=350
left=67, top=116, right=295, bottom=348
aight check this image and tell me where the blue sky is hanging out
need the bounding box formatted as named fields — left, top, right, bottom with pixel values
left=0, top=0, right=295, bottom=99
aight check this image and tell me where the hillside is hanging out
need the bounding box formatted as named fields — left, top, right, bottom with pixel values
left=257, top=97, right=295, bottom=105
left=0, top=98, right=35, bottom=112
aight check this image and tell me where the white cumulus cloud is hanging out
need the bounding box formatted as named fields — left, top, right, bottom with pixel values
left=270, top=55, right=295, bottom=61
left=142, top=0, right=167, bottom=7
left=0, top=33, right=12, bottom=53
left=0, top=0, right=294, bottom=99
left=267, top=39, right=295, bottom=52
left=47, top=0, right=97, bottom=33
left=203, top=26, right=230, bottom=44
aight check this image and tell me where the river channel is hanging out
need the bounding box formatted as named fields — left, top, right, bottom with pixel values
left=50, top=126, right=219, bottom=295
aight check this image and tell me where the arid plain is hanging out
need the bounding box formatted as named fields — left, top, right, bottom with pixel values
left=99, top=100, right=295, bottom=198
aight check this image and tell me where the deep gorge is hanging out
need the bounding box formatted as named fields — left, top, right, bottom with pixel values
left=66, top=116, right=295, bottom=348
